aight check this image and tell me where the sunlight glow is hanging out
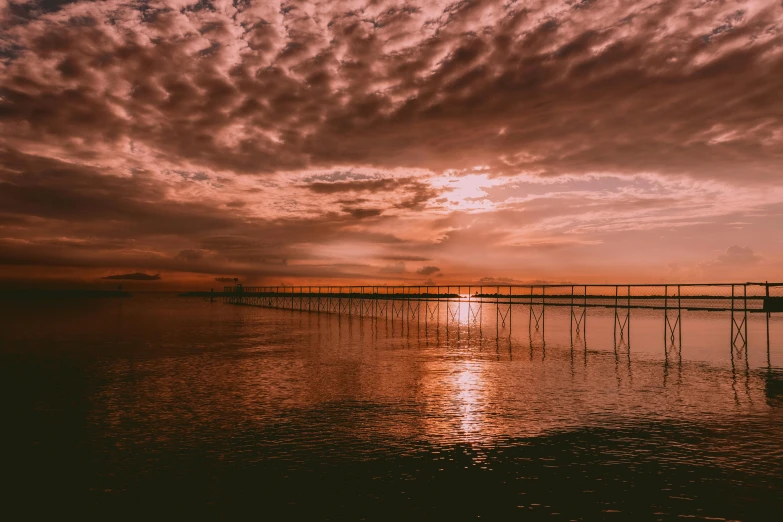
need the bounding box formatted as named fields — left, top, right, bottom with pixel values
left=432, top=173, right=505, bottom=212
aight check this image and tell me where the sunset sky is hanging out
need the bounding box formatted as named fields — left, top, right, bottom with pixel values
left=1, top=0, right=782, bottom=289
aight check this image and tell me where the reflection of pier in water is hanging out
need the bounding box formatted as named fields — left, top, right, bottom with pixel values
left=222, top=283, right=782, bottom=363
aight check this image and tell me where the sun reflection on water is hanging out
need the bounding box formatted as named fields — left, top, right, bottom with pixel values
left=443, top=296, right=483, bottom=326
left=453, top=362, right=486, bottom=440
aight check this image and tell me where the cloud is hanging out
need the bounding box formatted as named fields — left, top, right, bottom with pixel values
left=416, top=265, right=440, bottom=276
left=342, top=207, right=383, bottom=219
left=1, top=1, right=783, bottom=287
left=715, top=246, right=762, bottom=266
left=305, top=179, right=409, bottom=194
left=693, top=245, right=766, bottom=280
left=4, top=0, right=780, bottom=181
left=478, top=276, right=521, bottom=284
left=214, top=277, right=238, bottom=283
left=102, top=272, right=161, bottom=281
left=379, top=261, right=406, bottom=274
left=175, top=249, right=205, bottom=261
left=380, top=255, right=431, bottom=262
left=308, top=175, right=443, bottom=212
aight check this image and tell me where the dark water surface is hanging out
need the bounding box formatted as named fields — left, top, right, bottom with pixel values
left=2, top=294, right=782, bottom=520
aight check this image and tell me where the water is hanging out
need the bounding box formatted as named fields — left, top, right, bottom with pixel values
left=1, top=294, right=782, bottom=520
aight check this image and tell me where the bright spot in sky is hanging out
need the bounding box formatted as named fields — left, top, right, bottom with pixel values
left=432, top=173, right=504, bottom=211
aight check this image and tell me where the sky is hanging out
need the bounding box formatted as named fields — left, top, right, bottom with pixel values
left=0, top=0, right=782, bottom=289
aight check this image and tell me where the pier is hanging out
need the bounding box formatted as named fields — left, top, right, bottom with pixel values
left=220, top=282, right=782, bottom=358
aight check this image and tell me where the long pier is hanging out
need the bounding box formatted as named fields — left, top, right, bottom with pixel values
left=217, top=282, right=782, bottom=356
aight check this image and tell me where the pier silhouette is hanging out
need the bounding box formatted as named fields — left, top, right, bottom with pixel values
left=214, top=283, right=783, bottom=360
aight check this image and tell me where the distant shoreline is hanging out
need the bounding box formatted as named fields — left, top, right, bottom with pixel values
left=178, top=291, right=226, bottom=297
left=0, top=290, right=131, bottom=299
left=178, top=291, right=463, bottom=299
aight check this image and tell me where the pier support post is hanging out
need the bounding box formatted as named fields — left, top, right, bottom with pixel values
left=495, top=286, right=511, bottom=340
left=614, top=285, right=631, bottom=351
left=767, top=282, right=771, bottom=367
left=529, top=286, right=545, bottom=346
left=664, top=285, right=682, bottom=355
left=730, top=284, right=748, bottom=356
left=570, top=285, right=587, bottom=348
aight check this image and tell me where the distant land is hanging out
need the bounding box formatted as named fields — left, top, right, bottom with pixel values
left=0, top=289, right=131, bottom=300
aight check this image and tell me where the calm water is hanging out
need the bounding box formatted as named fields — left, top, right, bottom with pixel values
left=1, top=294, right=782, bottom=520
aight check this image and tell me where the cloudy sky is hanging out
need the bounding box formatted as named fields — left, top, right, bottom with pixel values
left=1, top=0, right=781, bottom=288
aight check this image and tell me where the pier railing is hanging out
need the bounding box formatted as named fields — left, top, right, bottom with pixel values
left=220, top=282, right=782, bottom=356
left=223, top=283, right=782, bottom=312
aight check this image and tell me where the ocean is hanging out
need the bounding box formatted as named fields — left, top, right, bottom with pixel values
left=1, top=293, right=781, bottom=520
